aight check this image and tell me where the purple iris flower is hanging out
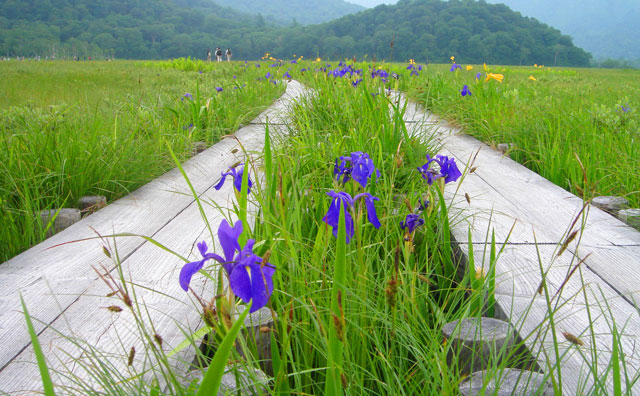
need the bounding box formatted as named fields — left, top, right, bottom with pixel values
left=417, top=154, right=438, bottom=185
left=417, top=154, right=461, bottom=184
left=334, top=158, right=352, bottom=184
left=410, top=69, right=419, bottom=76
left=179, top=220, right=275, bottom=313
left=435, top=155, right=462, bottom=183
left=283, top=71, right=292, bottom=79
left=400, top=214, right=424, bottom=233
left=621, top=105, right=630, bottom=113
left=417, top=198, right=429, bottom=211
left=371, top=69, right=389, bottom=80
left=339, top=151, right=380, bottom=189
left=322, top=191, right=381, bottom=244
left=461, top=85, right=472, bottom=96
left=475, top=72, right=482, bottom=80
left=255, top=64, right=261, bottom=68
left=265, top=72, right=272, bottom=79
left=418, top=65, right=423, bottom=71
left=352, top=78, right=363, bottom=87
left=450, top=63, right=462, bottom=72
left=179, top=241, right=218, bottom=291
left=215, top=87, right=223, bottom=92
left=183, top=93, right=193, bottom=100
left=214, top=163, right=253, bottom=194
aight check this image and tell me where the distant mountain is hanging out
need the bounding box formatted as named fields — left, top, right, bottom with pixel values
left=212, top=0, right=365, bottom=25
left=268, top=0, right=591, bottom=66
left=0, top=0, right=270, bottom=59
left=485, top=0, right=640, bottom=60
left=348, top=0, right=398, bottom=6
left=0, top=0, right=591, bottom=66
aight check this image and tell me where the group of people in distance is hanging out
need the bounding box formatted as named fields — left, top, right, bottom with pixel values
left=206, top=47, right=232, bottom=62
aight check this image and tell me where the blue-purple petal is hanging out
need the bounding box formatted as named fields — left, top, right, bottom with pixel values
left=218, top=219, right=243, bottom=263
left=229, top=264, right=252, bottom=302
left=179, top=258, right=206, bottom=291
left=214, top=172, right=230, bottom=190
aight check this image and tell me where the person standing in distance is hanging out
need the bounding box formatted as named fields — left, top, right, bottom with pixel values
left=225, top=48, right=232, bottom=62
left=215, top=47, right=223, bottom=62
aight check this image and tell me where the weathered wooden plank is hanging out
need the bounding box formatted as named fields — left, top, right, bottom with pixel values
left=400, top=94, right=640, bottom=395
left=0, top=81, right=307, bottom=394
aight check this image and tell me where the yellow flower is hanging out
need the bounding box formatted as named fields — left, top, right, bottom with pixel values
left=534, top=64, right=538, bottom=68
left=483, top=63, right=488, bottom=71
left=409, top=58, right=416, bottom=64
left=528, top=75, right=537, bottom=81
left=466, top=65, right=473, bottom=71
left=485, top=73, right=504, bottom=83
left=316, top=57, right=322, bottom=62
left=450, top=56, right=455, bottom=62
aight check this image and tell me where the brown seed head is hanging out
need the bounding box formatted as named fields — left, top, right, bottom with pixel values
left=127, top=346, right=135, bottom=366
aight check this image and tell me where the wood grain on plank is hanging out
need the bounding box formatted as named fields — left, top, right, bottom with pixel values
left=400, top=94, right=640, bottom=395
left=0, top=81, right=306, bottom=394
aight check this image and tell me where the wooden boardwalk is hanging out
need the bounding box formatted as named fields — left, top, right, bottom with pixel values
left=0, top=81, right=307, bottom=394
left=400, top=96, right=640, bottom=394
left=3, top=80, right=639, bottom=395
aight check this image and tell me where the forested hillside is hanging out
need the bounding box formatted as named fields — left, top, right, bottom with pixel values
left=268, top=0, right=591, bottom=66
left=349, top=0, right=397, bottom=6
left=212, top=0, right=365, bottom=25
left=0, top=0, right=268, bottom=59
left=0, top=0, right=591, bottom=66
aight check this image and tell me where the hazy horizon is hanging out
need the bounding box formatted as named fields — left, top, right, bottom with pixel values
left=347, top=0, right=398, bottom=7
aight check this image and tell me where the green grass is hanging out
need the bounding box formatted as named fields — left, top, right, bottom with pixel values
left=402, top=63, right=640, bottom=207
left=0, top=59, right=284, bottom=261
left=11, top=59, right=640, bottom=395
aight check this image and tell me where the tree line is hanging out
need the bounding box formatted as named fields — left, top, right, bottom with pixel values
left=0, top=0, right=591, bottom=67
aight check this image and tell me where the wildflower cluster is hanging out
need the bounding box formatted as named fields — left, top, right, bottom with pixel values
left=371, top=68, right=390, bottom=83
left=324, top=151, right=381, bottom=243
left=328, top=62, right=362, bottom=79
left=400, top=154, right=461, bottom=236
left=407, top=63, right=423, bottom=76
left=180, top=162, right=274, bottom=313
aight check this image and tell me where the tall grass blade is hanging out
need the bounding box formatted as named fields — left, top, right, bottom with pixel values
left=20, top=294, right=56, bottom=396
left=325, top=199, right=347, bottom=395
left=196, top=302, right=252, bottom=396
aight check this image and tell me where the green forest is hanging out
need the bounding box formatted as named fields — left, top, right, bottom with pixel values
left=0, top=0, right=591, bottom=66
left=213, top=0, right=365, bottom=25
